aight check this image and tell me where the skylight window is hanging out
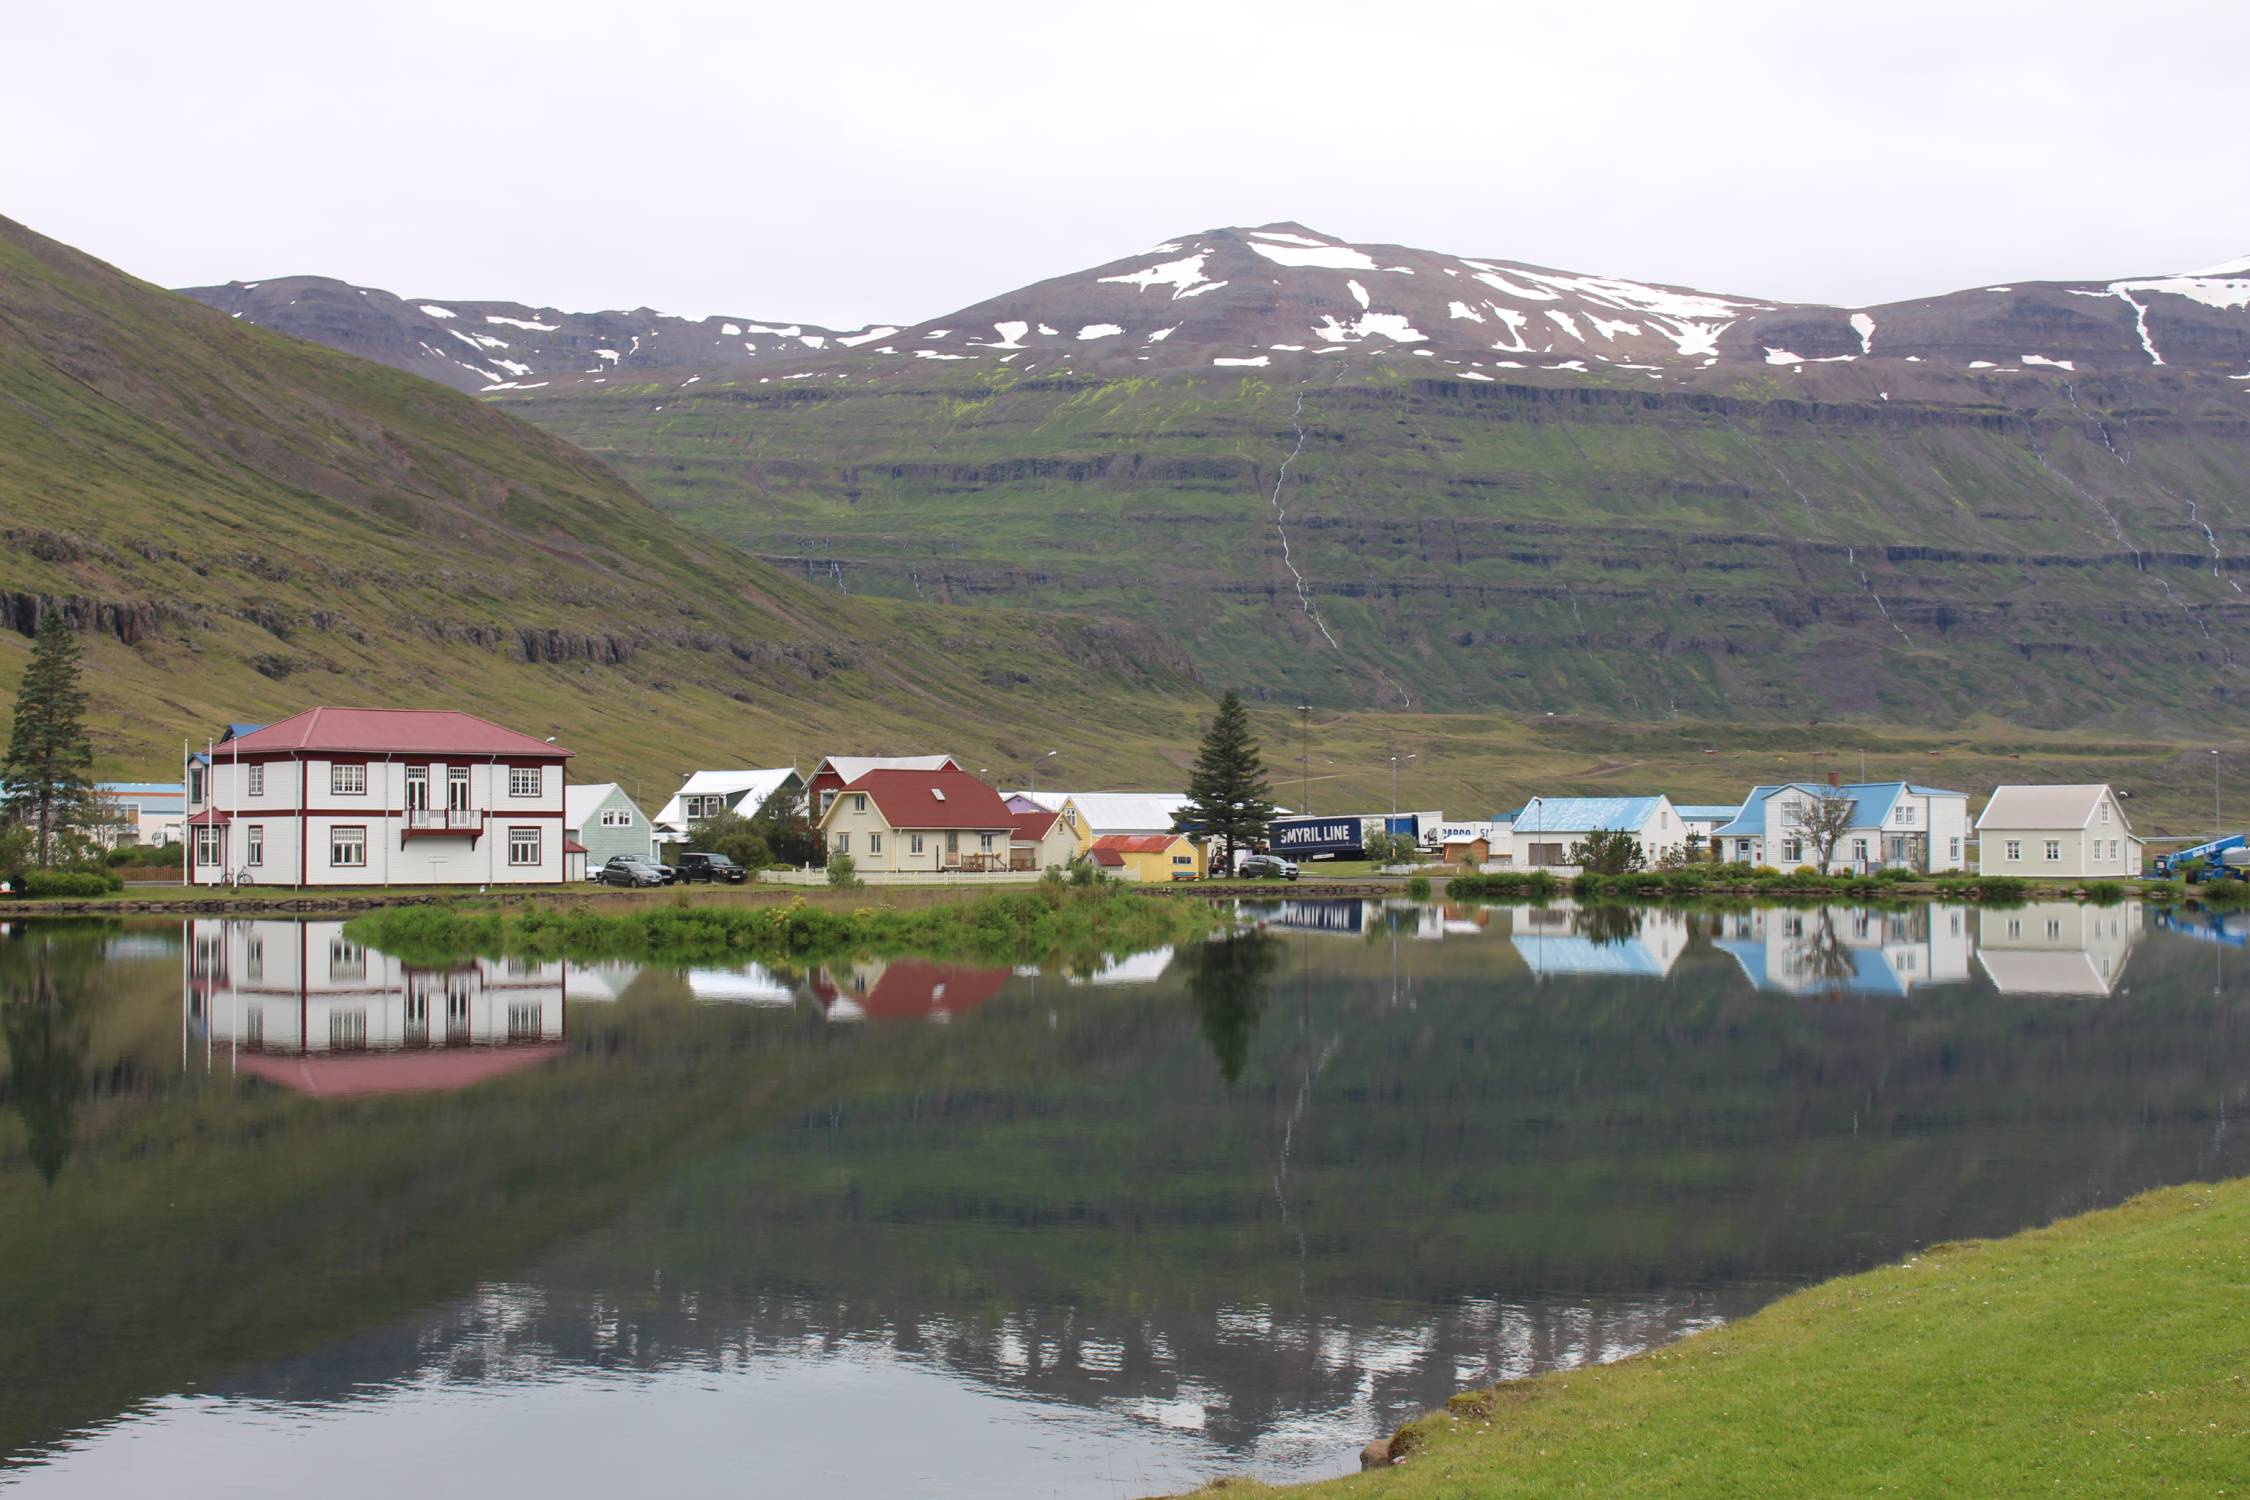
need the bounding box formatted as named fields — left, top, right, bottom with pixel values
left=931, top=787, right=946, bottom=801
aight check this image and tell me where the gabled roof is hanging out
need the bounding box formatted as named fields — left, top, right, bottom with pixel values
left=1089, top=847, right=1127, bottom=867
left=1975, top=784, right=2131, bottom=833
left=1093, top=832, right=1189, bottom=854
left=655, top=768, right=797, bottom=827
left=1050, top=792, right=1194, bottom=833
left=833, top=769, right=1013, bottom=830
left=564, top=782, right=639, bottom=831
left=218, top=708, right=570, bottom=758
left=813, top=754, right=961, bottom=785
left=1717, top=781, right=1967, bottom=837
left=1512, top=796, right=1668, bottom=834
left=1009, top=809, right=1061, bottom=843
left=1673, top=804, right=1742, bottom=822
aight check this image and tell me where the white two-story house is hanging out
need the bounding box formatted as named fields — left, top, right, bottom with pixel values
left=184, top=708, right=573, bottom=887
left=1712, top=779, right=1969, bottom=873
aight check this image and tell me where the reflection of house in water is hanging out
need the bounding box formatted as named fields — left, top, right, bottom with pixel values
left=1508, top=905, right=1691, bottom=978
left=1715, top=904, right=1973, bottom=996
left=184, top=918, right=565, bottom=1096
left=682, top=965, right=798, bottom=1005
left=810, top=959, right=1011, bottom=1022
left=1976, top=902, right=2142, bottom=995
left=1080, top=948, right=1176, bottom=986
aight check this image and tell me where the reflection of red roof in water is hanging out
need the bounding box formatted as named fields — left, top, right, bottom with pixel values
left=845, top=961, right=1010, bottom=1020
left=237, top=1043, right=565, bottom=1097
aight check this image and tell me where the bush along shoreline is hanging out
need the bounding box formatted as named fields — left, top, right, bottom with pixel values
left=1447, top=864, right=2221, bottom=906
left=343, top=877, right=1222, bottom=970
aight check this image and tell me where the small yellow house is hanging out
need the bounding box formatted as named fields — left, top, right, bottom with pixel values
left=1008, top=809, right=1080, bottom=872
left=1091, top=833, right=1206, bottom=882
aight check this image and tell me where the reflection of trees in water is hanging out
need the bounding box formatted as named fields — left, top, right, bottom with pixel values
left=1183, top=931, right=1282, bottom=1083
left=1, top=931, right=101, bottom=1185
left=1572, top=903, right=1641, bottom=945
left=1788, top=908, right=1858, bottom=992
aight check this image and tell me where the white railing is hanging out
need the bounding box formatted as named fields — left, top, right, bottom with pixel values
left=404, top=808, right=481, bottom=831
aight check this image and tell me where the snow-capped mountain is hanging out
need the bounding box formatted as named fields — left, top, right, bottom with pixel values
left=178, top=275, right=902, bottom=393
left=184, top=226, right=2250, bottom=393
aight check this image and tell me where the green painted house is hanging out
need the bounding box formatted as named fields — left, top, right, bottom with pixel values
left=564, top=782, right=654, bottom=875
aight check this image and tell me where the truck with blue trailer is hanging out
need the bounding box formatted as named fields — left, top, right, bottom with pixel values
left=2155, top=833, right=2246, bottom=881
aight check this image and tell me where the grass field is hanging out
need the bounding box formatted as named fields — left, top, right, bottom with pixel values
left=1198, top=1178, right=2249, bottom=1497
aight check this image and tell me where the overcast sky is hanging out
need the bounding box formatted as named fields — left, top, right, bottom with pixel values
left=7, top=0, right=2245, bottom=328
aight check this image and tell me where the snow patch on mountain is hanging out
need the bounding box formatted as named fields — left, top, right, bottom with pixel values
left=1249, top=237, right=1377, bottom=271
left=1100, top=253, right=1225, bottom=301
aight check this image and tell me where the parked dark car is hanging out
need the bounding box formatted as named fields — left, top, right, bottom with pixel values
left=674, top=852, right=749, bottom=884
left=1236, top=853, right=1299, bottom=881
left=600, top=855, right=672, bottom=888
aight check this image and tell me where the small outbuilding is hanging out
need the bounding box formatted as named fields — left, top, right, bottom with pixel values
left=1975, top=784, right=2143, bottom=878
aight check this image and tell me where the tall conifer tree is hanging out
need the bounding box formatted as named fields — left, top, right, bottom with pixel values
left=3, top=613, right=95, bottom=866
left=1179, top=691, right=1276, bottom=872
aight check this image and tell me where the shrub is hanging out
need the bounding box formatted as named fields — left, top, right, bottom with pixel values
left=1445, top=870, right=1559, bottom=900
left=106, top=842, right=184, bottom=869
left=1405, top=874, right=1432, bottom=900
left=2140, top=879, right=2186, bottom=903
left=826, top=853, right=861, bottom=890
left=20, top=868, right=125, bottom=897
left=1875, top=867, right=1919, bottom=883
left=2202, top=880, right=2250, bottom=909
left=2083, top=880, right=2127, bottom=905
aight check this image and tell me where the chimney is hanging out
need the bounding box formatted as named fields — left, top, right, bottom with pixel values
left=1826, top=771, right=1840, bottom=788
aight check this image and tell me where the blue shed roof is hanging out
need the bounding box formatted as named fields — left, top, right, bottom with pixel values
left=1674, top=804, right=1742, bottom=822
left=98, top=782, right=185, bottom=796
left=1510, top=934, right=1672, bottom=977
left=1512, top=796, right=1667, bottom=834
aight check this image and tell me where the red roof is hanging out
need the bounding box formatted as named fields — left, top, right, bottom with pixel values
left=562, top=838, right=589, bottom=854
left=841, top=768, right=1013, bottom=830
left=1093, top=833, right=1185, bottom=854
left=1009, top=809, right=1060, bottom=842
left=185, top=807, right=233, bottom=825
left=857, top=961, right=1009, bottom=1020
left=1089, top=847, right=1127, bottom=867
left=220, top=708, right=573, bottom=758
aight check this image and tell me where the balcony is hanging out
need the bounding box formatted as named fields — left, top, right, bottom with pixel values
left=402, top=807, right=483, bottom=843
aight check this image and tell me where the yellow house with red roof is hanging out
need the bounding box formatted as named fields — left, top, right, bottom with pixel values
left=1090, top=832, right=1206, bottom=882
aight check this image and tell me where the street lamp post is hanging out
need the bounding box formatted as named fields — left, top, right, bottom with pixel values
left=1032, top=749, right=1057, bottom=800
left=2216, top=748, right=2223, bottom=843
left=1389, top=752, right=1415, bottom=825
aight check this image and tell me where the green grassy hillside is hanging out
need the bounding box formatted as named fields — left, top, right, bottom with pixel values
left=0, top=218, right=1201, bottom=789
left=505, top=356, right=2250, bottom=730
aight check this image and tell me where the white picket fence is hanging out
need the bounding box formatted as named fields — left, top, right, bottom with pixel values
left=756, top=868, right=1046, bottom=888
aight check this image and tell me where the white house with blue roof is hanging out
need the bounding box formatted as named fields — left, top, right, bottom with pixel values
left=1500, top=794, right=1688, bottom=871
left=1713, top=778, right=1969, bottom=873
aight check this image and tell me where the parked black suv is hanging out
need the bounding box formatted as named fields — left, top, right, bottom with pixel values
left=599, top=855, right=673, bottom=887
left=674, top=852, right=749, bottom=884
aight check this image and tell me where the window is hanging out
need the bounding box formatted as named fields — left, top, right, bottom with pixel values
left=330, top=825, right=367, bottom=867
left=509, top=827, right=541, bottom=866
left=2099, top=802, right=2111, bottom=824
left=329, top=937, right=365, bottom=980
left=2109, top=839, right=2120, bottom=860
left=194, top=825, right=221, bottom=867
left=1174, top=853, right=1192, bottom=865
left=246, top=763, right=265, bottom=797
left=868, top=833, right=883, bottom=855
left=2044, top=839, right=2061, bottom=863
left=2046, top=919, right=2062, bottom=940
left=2007, top=918, right=2022, bottom=939
left=601, top=809, right=631, bottom=827
left=946, top=831, right=959, bottom=855
left=245, top=935, right=264, bottom=981
left=245, top=824, right=264, bottom=867
left=331, top=763, right=366, bottom=795
left=979, top=833, right=995, bottom=852
left=511, top=766, right=543, bottom=798
left=1782, top=838, right=1803, bottom=863
left=447, top=767, right=469, bottom=812
left=1949, top=837, right=1961, bottom=861
left=244, top=1008, right=264, bottom=1047
left=406, top=766, right=429, bottom=810
left=1851, top=838, right=1868, bottom=863
left=330, top=1010, right=368, bottom=1050
left=1896, top=805, right=1916, bottom=825
left=189, top=764, right=205, bottom=803
left=833, top=832, right=849, bottom=855
left=910, top=834, right=925, bottom=855
left=507, top=1003, right=544, bottom=1041
left=852, top=793, right=867, bottom=814
left=2004, top=839, right=2022, bottom=862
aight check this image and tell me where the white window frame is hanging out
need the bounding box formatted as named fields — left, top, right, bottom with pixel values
left=868, top=832, right=883, bottom=856
left=330, top=825, right=367, bottom=867
left=246, top=763, right=265, bottom=797
left=833, top=832, right=849, bottom=855
left=509, top=766, right=543, bottom=799
left=2045, top=839, right=2061, bottom=863
left=2005, top=839, right=2021, bottom=862
left=852, top=793, right=867, bottom=814
left=245, top=824, right=264, bottom=867
left=331, top=763, right=366, bottom=796
left=194, top=825, right=221, bottom=867
left=910, top=833, right=925, bottom=855
left=509, top=826, right=541, bottom=866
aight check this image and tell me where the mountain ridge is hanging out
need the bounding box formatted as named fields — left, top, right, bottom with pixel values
left=184, top=223, right=2250, bottom=393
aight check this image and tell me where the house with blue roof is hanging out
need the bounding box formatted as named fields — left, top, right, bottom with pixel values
left=93, top=782, right=185, bottom=848
left=1713, top=777, right=1969, bottom=873
left=1714, top=904, right=1973, bottom=996
left=1501, top=794, right=1688, bottom=870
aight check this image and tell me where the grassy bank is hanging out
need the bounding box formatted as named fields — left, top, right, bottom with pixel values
left=1201, top=1178, right=2248, bottom=1497
left=343, top=879, right=1219, bottom=968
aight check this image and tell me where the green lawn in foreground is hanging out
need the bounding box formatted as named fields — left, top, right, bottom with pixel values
left=1203, top=1178, right=2249, bottom=1498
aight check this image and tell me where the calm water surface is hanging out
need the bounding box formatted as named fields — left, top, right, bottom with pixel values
left=0, top=898, right=2243, bottom=1496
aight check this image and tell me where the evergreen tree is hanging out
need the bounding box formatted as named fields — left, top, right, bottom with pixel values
left=2, top=613, right=95, bottom=867
left=1179, top=690, right=1276, bottom=873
